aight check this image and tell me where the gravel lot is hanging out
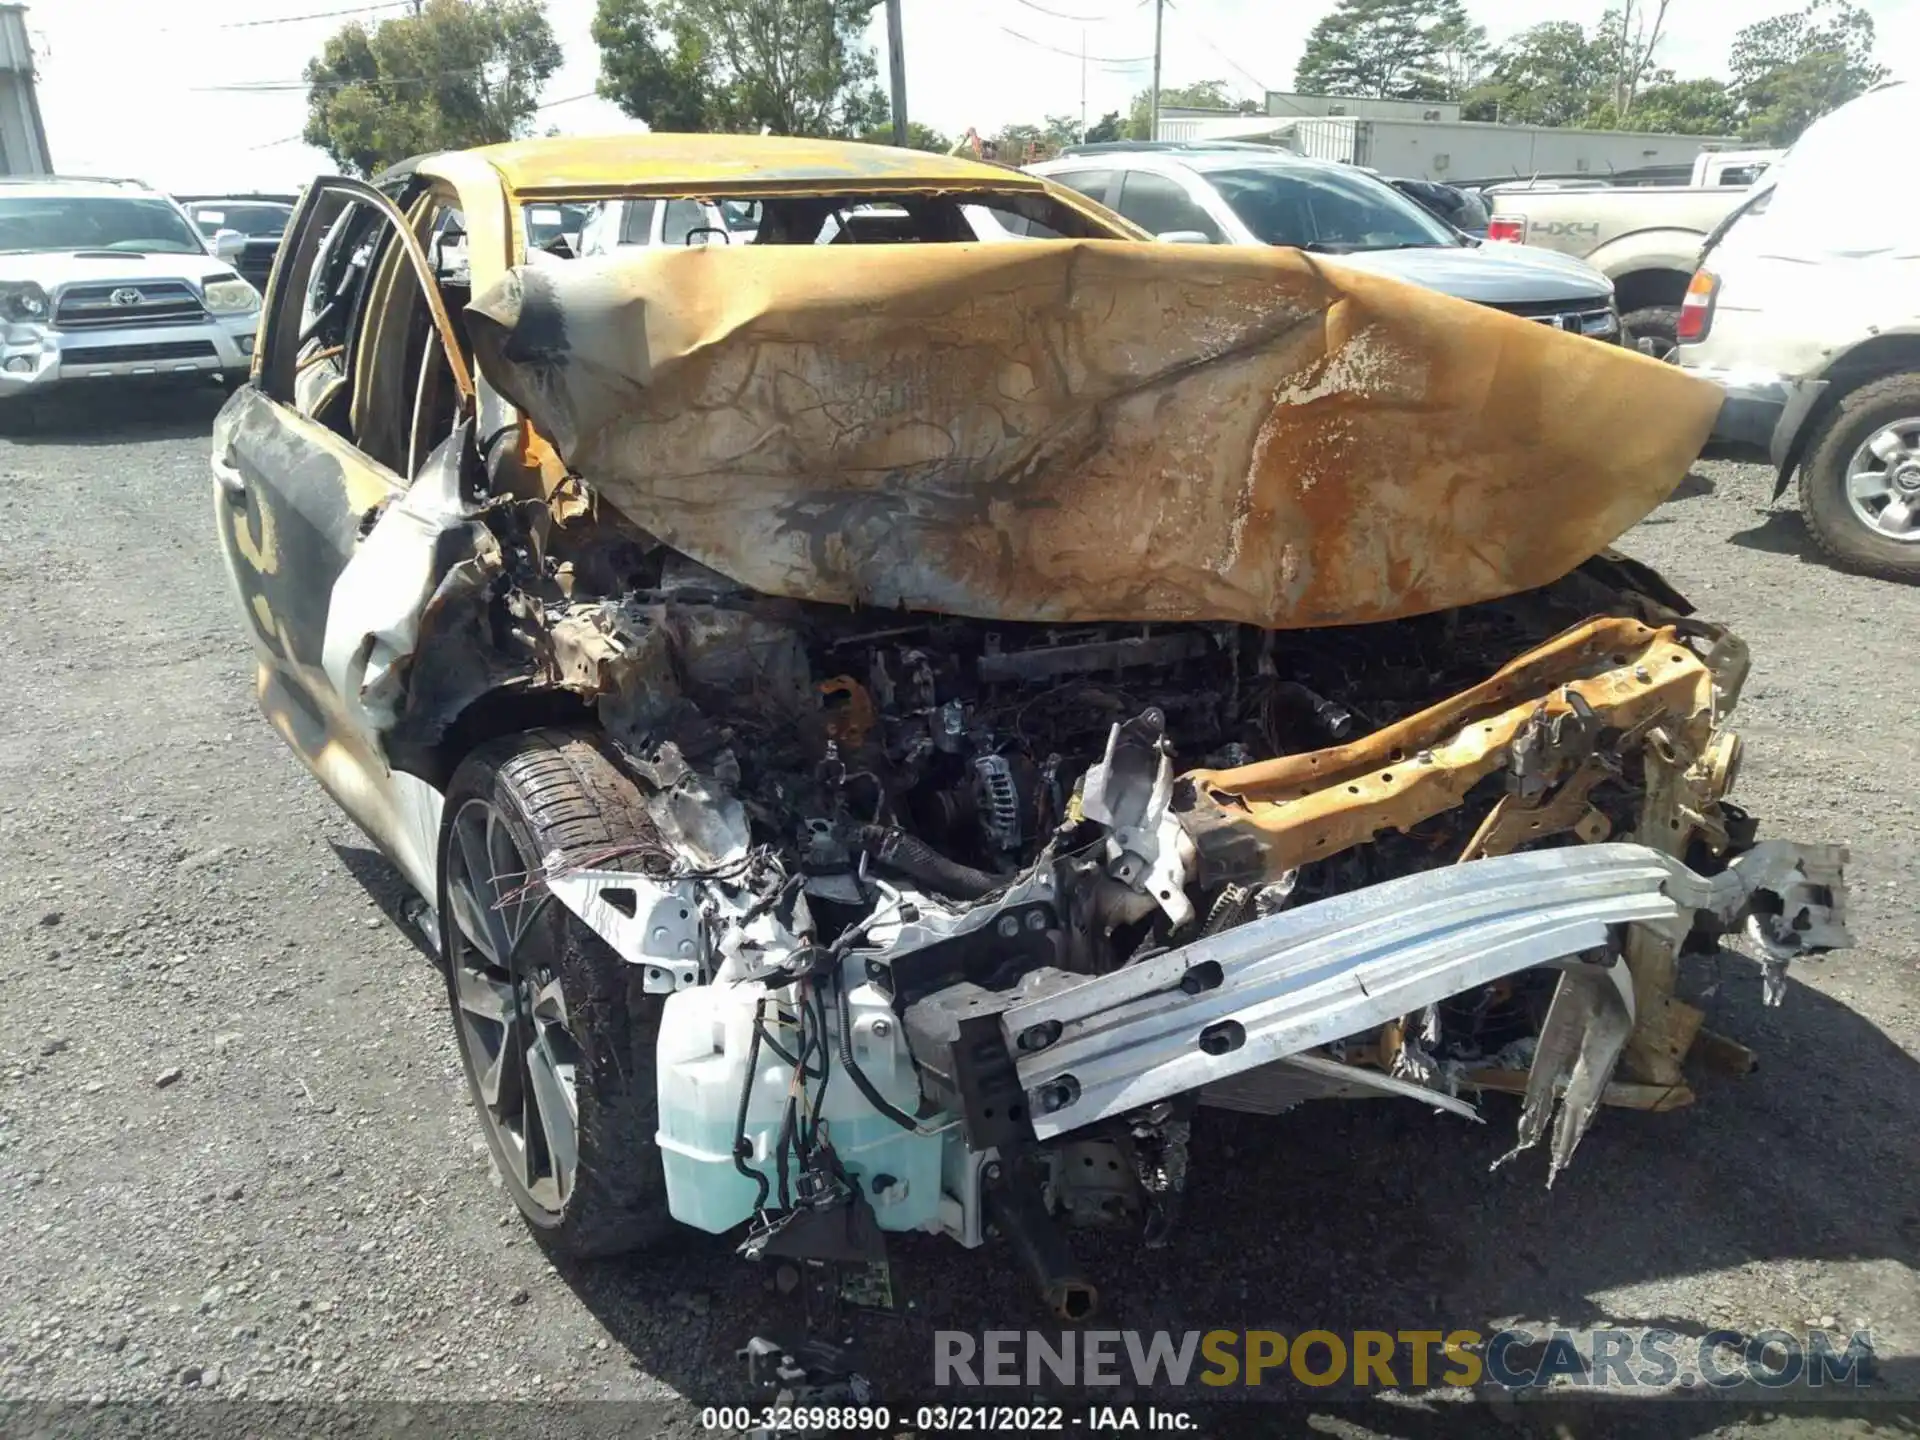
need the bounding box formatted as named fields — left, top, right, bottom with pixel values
left=0, top=384, right=1915, bottom=1436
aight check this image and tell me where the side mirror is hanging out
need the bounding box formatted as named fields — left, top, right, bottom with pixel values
left=1155, top=229, right=1213, bottom=245
left=212, top=228, right=247, bottom=262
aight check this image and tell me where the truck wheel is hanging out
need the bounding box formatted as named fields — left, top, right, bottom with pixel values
left=1799, top=373, right=1920, bottom=582
left=1621, top=307, right=1680, bottom=361
left=439, top=727, right=674, bottom=1258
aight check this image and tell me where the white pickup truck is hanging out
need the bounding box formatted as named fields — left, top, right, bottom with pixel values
left=1479, top=151, right=1780, bottom=358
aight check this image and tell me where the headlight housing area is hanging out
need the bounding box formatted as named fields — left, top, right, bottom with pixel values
left=0, top=282, right=51, bottom=323
left=201, top=277, right=260, bottom=315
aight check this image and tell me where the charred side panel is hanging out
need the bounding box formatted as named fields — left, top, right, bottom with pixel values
left=466, top=242, right=1722, bottom=630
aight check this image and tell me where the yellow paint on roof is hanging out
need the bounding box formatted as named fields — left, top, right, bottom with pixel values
left=462, top=132, right=1048, bottom=197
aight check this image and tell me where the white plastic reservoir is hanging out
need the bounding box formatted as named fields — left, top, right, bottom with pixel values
left=655, top=961, right=948, bottom=1234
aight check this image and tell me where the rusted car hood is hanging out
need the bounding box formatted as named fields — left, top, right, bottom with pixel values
left=466, top=241, right=1721, bottom=628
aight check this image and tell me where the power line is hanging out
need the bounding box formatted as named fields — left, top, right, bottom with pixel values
left=195, top=63, right=495, bottom=93
left=1008, top=0, right=1148, bottom=22
left=1163, top=0, right=1271, bottom=98
left=999, top=25, right=1152, bottom=66
left=241, top=87, right=594, bottom=150
left=217, top=1, right=414, bottom=29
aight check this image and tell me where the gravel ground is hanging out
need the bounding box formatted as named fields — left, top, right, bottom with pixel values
left=0, top=385, right=1915, bottom=1437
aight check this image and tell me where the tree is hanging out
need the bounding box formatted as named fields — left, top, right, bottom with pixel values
left=1085, top=109, right=1124, bottom=144
left=1729, top=0, right=1886, bottom=143
left=859, top=121, right=949, bottom=152
left=1293, top=0, right=1485, bottom=101
left=303, top=0, right=560, bottom=176
left=1123, top=79, right=1238, bottom=141
left=1598, top=0, right=1671, bottom=119
left=592, top=0, right=887, bottom=137
left=1585, top=76, right=1739, bottom=133
left=1463, top=20, right=1611, bottom=127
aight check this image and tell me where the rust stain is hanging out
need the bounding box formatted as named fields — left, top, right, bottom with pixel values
left=1181, top=619, right=1717, bottom=876
left=468, top=241, right=1724, bottom=631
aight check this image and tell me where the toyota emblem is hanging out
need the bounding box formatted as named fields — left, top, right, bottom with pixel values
left=108, top=287, right=143, bottom=307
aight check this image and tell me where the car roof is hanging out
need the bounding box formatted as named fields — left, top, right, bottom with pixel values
left=447, top=133, right=1047, bottom=198
left=0, top=177, right=162, bottom=199
left=1033, top=147, right=1338, bottom=178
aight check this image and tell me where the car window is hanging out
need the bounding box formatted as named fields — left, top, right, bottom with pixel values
left=1046, top=169, right=1115, bottom=206
left=618, top=199, right=660, bottom=246
left=266, top=187, right=468, bottom=479
left=192, top=203, right=292, bottom=237
left=661, top=200, right=707, bottom=246
left=1205, top=165, right=1453, bottom=252
left=1115, top=171, right=1223, bottom=241
left=0, top=195, right=204, bottom=254
left=964, top=205, right=1065, bottom=240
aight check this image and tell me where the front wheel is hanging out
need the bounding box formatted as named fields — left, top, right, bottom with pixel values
left=1799, top=373, right=1920, bottom=582
left=1621, top=306, right=1680, bottom=362
left=440, top=727, right=673, bottom=1258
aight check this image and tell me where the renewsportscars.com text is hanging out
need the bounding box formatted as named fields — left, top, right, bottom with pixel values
left=934, top=1328, right=1876, bottom=1391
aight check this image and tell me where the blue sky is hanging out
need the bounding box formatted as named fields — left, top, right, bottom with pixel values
left=27, top=0, right=1918, bottom=192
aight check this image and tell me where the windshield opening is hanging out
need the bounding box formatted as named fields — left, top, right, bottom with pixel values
left=1207, top=166, right=1456, bottom=252
left=564, top=188, right=1119, bottom=255
left=0, top=196, right=205, bottom=255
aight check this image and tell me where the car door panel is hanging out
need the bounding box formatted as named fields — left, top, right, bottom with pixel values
left=214, top=175, right=473, bottom=901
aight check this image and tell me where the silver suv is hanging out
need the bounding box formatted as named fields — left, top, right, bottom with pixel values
left=1028, top=145, right=1621, bottom=338
left=0, top=176, right=261, bottom=409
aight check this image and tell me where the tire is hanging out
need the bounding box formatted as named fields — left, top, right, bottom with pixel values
left=1798, top=372, right=1920, bottom=583
left=1620, top=306, right=1680, bottom=361
left=439, top=727, right=674, bottom=1258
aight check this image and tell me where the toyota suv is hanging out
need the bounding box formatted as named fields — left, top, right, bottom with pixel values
left=1030, top=144, right=1622, bottom=339
left=0, top=176, right=261, bottom=416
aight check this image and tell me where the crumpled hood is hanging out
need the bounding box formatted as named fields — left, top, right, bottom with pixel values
left=465, top=240, right=1720, bottom=629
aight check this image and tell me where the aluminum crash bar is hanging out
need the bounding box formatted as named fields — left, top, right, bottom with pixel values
left=1006, top=841, right=1848, bottom=1140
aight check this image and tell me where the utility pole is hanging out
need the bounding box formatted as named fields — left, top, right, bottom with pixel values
left=885, top=0, right=908, bottom=147
left=1149, top=0, right=1164, bottom=141
left=1080, top=29, right=1087, bottom=140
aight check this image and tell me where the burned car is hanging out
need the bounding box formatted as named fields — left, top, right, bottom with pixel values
left=212, top=135, right=1850, bottom=1316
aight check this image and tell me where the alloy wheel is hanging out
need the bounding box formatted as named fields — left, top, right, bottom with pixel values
left=1844, top=418, right=1920, bottom=542
left=445, top=796, right=580, bottom=1215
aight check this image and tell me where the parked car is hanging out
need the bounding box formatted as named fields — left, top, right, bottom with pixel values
left=576, top=196, right=755, bottom=254
left=524, top=201, right=594, bottom=255
left=1676, top=82, right=1920, bottom=581
left=0, top=175, right=259, bottom=415
left=211, top=135, right=1847, bottom=1308
left=1481, top=180, right=1766, bottom=359
left=181, top=195, right=295, bottom=293
left=1388, top=176, right=1490, bottom=238
left=1026, top=147, right=1622, bottom=340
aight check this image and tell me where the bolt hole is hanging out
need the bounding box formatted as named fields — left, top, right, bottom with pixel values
left=1380, top=772, right=1393, bottom=783
left=1347, top=784, right=1360, bottom=794
left=1199, top=1019, right=1246, bottom=1056
left=1181, top=960, right=1224, bottom=995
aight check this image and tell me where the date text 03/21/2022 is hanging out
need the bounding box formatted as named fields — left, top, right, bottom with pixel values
left=699, top=1406, right=1194, bottom=1432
